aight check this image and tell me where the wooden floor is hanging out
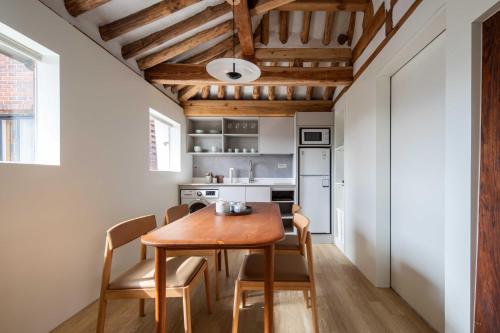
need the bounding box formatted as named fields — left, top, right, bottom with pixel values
left=52, top=245, right=435, bottom=333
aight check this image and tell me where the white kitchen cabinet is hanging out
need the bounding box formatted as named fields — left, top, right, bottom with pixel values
left=259, top=117, right=294, bottom=154
left=219, top=187, right=245, bottom=202
left=245, top=186, right=271, bottom=202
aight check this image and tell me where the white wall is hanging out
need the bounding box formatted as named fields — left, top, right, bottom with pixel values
left=337, top=0, right=500, bottom=332
left=0, top=1, right=191, bottom=332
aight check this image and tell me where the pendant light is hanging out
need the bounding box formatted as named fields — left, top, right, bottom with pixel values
left=206, top=0, right=261, bottom=83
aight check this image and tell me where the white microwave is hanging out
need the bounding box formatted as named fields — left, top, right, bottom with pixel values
left=300, top=128, right=331, bottom=145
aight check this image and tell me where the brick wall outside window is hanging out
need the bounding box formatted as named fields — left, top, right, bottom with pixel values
left=0, top=51, right=35, bottom=116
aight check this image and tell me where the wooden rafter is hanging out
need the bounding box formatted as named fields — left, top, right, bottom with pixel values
left=352, top=3, right=386, bottom=62
left=347, top=11, right=356, bottom=46
left=250, top=0, right=297, bottom=16
left=181, top=100, right=333, bottom=117
left=254, top=48, right=351, bottom=62
left=146, top=64, right=353, bottom=86
left=232, top=0, right=254, bottom=56
left=305, top=62, right=318, bottom=100
left=99, top=0, right=200, bottom=41
left=64, top=0, right=110, bottom=17
left=261, top=12, right=270, bottom=45
left=267, top=62, right=276, bottom=101
left=363, top=0, right=374, bottom=30
left=121, top=3, right=231, bottom=59
left=278, top=0, right=368, bottom=12
left=201, top=86, right=210, bottom=99
left=253, top=86, right=261, bottom=100
left=178, top=86, right=200, bottom=102
left=217, top=86, right=226, bottom=99
left=234, top=86, right=242, bottom=99
left=323, top=12, right=336, bottom=45
left=301, top=11, right=312, bottom=44
left=137, top=20, right=233, bottom=70
left=183, top=35, right=234, bottom=64
left=279, top=11, right=289, bottom=44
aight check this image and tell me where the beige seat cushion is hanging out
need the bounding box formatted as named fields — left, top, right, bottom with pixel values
left=109, top=256, right=205, bottom=290
left=238, top=254, right=309, bottom=282
left=275, top=234, right=300, bottom=251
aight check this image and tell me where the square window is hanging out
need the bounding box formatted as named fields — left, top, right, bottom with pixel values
left=0, top=24, right=60, bottom=165
left=149, top=109, right=181, bottom=172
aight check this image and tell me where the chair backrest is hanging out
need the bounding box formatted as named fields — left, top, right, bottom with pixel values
left=107, top=215, right=157, bottom=250
left=292, top=204, right=301, bottom=214
left=164, top=204, right=189, bottom=225
left=304, top=231, right=315, bottom=278
left=293, top=212, right=310, bottom=250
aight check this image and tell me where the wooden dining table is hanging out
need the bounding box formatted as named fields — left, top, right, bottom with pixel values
left=141, top=202, right=285, bottom=333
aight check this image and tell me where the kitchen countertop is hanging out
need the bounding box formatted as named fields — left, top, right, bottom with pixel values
left=179, top=178, right=295, bottom=187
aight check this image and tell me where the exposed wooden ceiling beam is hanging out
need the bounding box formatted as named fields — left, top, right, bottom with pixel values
left=301, top=11, right=312, bottom=44
left=363, top=0, right=374, bottom=30
left=254, top=48, right=351, bottom=62
left=146, top=63, right=353, bottom=86
left=181, top=100, right=333, bottom=117
left=64, top=0, right=110, bottom=17
left=121, top=3, right=230, bottom=59
left=137, top=20, right=233, bottom=70
left=234, top=86, right=242, bottom=99
left=178, top=86, right=200, bottom=102
left=352, top=3, right=385, bottom=62
left=250, top=0, right=297, bottom=16
left=201, top=86, right=210, bottom=99
left=279, top=11, right=289, bottom=44
left=347, top=11, right=356, bottom=46
left=253, top=86, right=261, bottom=100
left=232, top=0, right=254, bottom=56
left=323, top=12, right=336, bottom=45
left=278, top=0, right=368, bottom=12
left=305, top=62, right=318, bottom=100
left=183, top=35, right=234, bottom=64
left=261, top=12, right=270, bottom=45
left=323, top=86, right=335, bottom=100
left=99, top=0, right=200, bottom=41
left=267, top=62, right=276, bottom=101
left=217, top=86, right=226, bottom=99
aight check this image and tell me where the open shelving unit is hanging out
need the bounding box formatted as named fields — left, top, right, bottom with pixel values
left=187, top=117, right=260, bottom=154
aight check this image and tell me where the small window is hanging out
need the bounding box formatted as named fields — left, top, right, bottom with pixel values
left=0, top=24, right=60, bottom=165
left=149, top=109, right=181, bottom=172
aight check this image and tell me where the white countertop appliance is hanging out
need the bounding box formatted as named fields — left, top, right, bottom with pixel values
left=180, top=189, right=219, bottom=213
left=299, top=128, right=331, bottom=145
left=299, top=147, right=331, bottom=234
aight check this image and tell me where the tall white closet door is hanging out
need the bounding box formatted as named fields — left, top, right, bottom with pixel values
left=390, top=33, right=445, bottom=332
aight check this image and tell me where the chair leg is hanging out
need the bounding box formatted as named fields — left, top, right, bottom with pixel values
left=203, top=265, right=213, bottom=314
left=96, top=297, right=107, bottom=333
left=139, top=299, right=145, bottom=317
left=241, top=291, right=246, bottom=308
left=217, top=250, right=222, bottom=271
left=214, top=252, right=220, bottom=301
left=232, top=283, right=242, bottom=333
left=303, top=290, right=311, bottom=308
left=309, top=286, right=319, bottom=333
left=182, top=288, right=192, bottom=333
left=224, top=250, right=230, bottom=277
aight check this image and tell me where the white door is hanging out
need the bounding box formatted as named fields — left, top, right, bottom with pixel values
left=299, top=176, right=330, bottom=233
left=245, top=186, right=271, bottom=202
left=259, top=117, right=294, bottom=154
left=219, top=187, right=245, bottom=202
left=390, top=33, right=445, bottom=332
left=299, top=148, right=330, bottom=175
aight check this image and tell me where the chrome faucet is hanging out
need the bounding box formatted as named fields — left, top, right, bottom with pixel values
left=249, top=159, right=255, bottom=183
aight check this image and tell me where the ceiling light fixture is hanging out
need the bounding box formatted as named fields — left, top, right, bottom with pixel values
left=206, top=0, right=260, bottom=84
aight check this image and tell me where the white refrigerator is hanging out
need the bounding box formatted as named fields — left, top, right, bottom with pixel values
left=299, top=148, right=331, bottom=233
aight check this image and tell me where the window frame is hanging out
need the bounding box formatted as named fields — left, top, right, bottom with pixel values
left=149, top=109, right=181, bottom=172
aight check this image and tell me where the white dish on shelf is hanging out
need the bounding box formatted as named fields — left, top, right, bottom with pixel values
left=193, top=146, right=202, bottom=152
left=195, top=129, right=205, bottom=134
left=209, top=130, right=221, bottom=134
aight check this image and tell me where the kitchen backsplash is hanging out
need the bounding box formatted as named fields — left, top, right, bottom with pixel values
left=193, top=155, right=293, bottom=178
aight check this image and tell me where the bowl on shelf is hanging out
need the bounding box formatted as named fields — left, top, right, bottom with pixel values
left=193, top=146, right=202, bottom=153
left=209, top=129, right=221, bottom=134
left=194, top=129, right=205, bottom=134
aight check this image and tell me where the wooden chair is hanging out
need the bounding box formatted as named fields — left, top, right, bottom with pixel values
left=96, top=215, right=212, bottom=333
left=164, top=204, right=230, bottom=300
left=232, top=222, right=319, bottom=333
left=251, top=207, right=309, bottom=256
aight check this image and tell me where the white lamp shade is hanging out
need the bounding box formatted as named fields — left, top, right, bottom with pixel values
left=206, top=58, right=261, bottom=84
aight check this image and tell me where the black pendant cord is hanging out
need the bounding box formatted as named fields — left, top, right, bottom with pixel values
left=232, top=0, right=236, bottom=70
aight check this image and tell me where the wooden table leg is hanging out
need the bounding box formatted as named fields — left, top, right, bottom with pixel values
left=155, top=247, right=167, bottom=333
left=264, top=244, right=275, bottom=333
